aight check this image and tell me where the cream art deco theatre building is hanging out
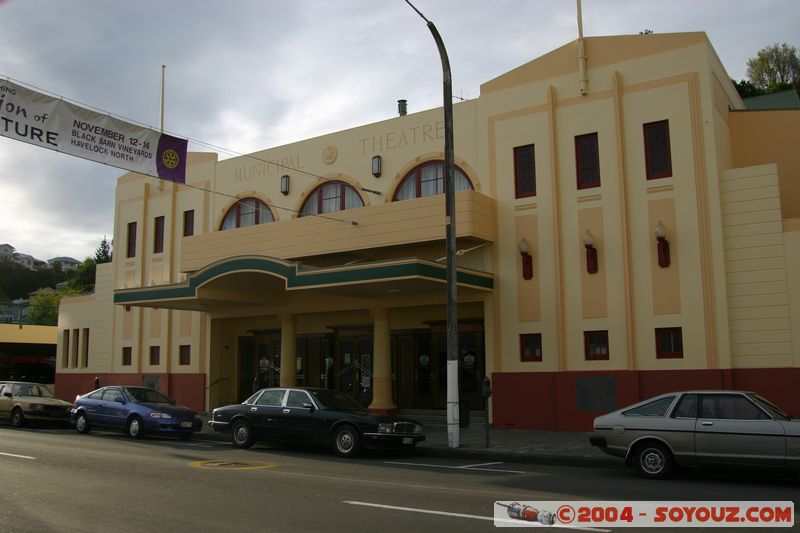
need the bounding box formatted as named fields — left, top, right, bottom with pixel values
left=56, top=32, right=800, bottom=431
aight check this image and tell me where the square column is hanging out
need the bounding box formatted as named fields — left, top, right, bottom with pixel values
left=368, top=307, right=396, bottom=412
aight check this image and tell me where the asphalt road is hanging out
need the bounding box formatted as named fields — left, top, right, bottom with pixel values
left=0, top=425, right=797, bottom=532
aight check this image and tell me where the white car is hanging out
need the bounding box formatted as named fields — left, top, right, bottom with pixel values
left=0, top=381, right=73, bottom=428
left=590, top=390, right=800, bottom=479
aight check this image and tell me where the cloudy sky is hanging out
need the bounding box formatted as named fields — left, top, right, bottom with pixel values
left=0, top=0, right=797, bottom=263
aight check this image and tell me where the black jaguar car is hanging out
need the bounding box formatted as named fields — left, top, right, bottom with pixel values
left=208, top=387, right=425, bottom=457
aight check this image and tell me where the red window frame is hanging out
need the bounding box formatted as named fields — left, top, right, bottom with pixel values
left=179, top=345, right=191, bottom=366
left=513, top=144, right=536, bottom=198
left=149, top=345, right=160, bottom=365
left=126, top=222, right=137, bottom=259
left=643, top=120, right=672, bottom=180
left=221, top=197, right=274, bottom=229
left=183, top=210, right=194, bottom=237
left=122, top=346, right=132, bottom=366
left=584, top=330, right=609, bottom=361
left=655, top=327, right=683, bottom=359
left=392, top=161, right=473, bottom=200
left=575, top=133, right=601, bottom=189
left=519, top=333, right=542, bottom=362
left=153, top=216, right=165, bottom=254
left=300, top=181, right=363, bottom=215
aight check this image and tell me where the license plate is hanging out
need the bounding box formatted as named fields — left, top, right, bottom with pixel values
left=402, top=437, right=413, bottom=445
left=180, top=421, right=192, bottom=428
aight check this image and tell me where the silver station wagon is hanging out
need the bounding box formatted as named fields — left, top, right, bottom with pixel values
left=590, top=390, right=800, bottom=479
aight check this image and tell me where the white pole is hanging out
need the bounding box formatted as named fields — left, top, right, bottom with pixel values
left=577, top=0, right=588, bottom=95
left=160, top=65, right=166, bottom=132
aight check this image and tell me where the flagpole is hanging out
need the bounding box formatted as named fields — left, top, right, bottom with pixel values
left=160, top=65, right=166, bottom=132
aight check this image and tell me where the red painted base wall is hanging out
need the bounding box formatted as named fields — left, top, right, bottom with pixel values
left=55, top=373, right=207, bottom=413
left=491, top=368, right=800, bottom=432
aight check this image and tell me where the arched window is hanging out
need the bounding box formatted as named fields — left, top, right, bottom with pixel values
left=220, top=197, right=275, bottom=230
left=393, top=161, right=473, bottom=201
left=300, top=181, right=364, bottom=216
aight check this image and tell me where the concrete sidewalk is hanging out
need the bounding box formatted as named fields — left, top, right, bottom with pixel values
left=196, top=413, right=618, bottom=468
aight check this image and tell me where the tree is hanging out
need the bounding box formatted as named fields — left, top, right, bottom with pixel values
left=746, top=43, right=800, bottom=93
left=67, top=258, right=97, bottom=293
left=27, top=287, right=80, bottom=325
left=732, top=79, right=765, bottom=99
left=94, top=236, right=112, bottom=263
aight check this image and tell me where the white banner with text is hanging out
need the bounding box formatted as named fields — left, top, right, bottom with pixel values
left=0, top=79, right=186, bottom=183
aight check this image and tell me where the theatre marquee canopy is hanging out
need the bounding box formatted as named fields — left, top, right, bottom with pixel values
left=114, top=255, right=494, bottom=312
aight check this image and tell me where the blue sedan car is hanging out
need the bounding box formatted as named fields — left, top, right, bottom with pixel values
left=71, top=386, right=202, bottom=440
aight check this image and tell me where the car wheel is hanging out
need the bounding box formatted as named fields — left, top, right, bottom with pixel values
left=333, top=425, right=360, bottom=458
left=75, top=412, right=91, bottom=434
left=10, top=408, right=25, bottom=428
left=231, top=419, right=254, bottom=449
left=634, top=442, right=673, bottom=479
left=127, top=416, right=145, bottom=439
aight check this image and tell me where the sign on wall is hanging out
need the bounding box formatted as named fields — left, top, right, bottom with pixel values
left=0, top=79, right=187, bottom=183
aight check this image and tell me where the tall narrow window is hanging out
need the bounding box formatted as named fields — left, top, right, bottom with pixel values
left=61, top=330, right=70, bottom=369
left=584, top=330, right=609, bottom=361
left=575, top=132, right=600, bottom=189
left=179, top=345, right=191, bottom=365
left=655, top=327, right=683, bottom=359
left=643, top=120, right=672, bottom=179
left=514, top=144, right=536, bottom=198
left=71, top=328, right=79, bottom=367
left=519, top=333, right=542, bottom=362
left=183, top=209, right=195, bottom=237
left=153, top=216, right=165, bottom=254
left=126, top=222, right=137, bottom=259
left=81, top=328, right=90, bottom=367
left=149, top=346, right=160, bottom=366
left=122, top=347, right=132, bottom=366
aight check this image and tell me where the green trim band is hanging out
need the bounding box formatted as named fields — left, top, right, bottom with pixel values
left=114, top=256, right=493, bottom=304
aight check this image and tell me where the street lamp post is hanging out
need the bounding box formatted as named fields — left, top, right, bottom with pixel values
left=406, top=0, right=459, bottom=448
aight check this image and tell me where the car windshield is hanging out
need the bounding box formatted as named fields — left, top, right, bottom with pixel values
left=310, top=389, right=364, bottom=410
left=749, top=393, right=790, bottom=420
left=12, top=383, right=55, bottom=398
left=126, top=388, right=172, bottom=404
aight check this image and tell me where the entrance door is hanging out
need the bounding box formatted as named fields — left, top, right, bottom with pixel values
left=336, top=334, right=373, bottom=407
left=394, top=325, right=485, bottom=410
left=255, top=337, right=281, bottom=389
left=238, top=334, right=280, bottom=402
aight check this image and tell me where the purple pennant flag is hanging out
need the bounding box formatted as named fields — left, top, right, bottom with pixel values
left=156, top=134, right=188, bottom=183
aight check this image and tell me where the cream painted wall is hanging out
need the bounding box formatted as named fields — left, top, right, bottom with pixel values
left=59, top=33, right=800, bottom=403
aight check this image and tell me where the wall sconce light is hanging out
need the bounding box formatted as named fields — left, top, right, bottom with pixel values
left=371, top=155, right=382, bottom=177
left=519, top=238, right=533, bottom=280
left=583, top=229, right=598, bottom=274
left=280, top=174, right=290, bottom=195
left=655, top=220, right=670, bottom=268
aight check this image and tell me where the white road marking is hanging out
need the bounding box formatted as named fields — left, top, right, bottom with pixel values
left=383, top=460, right=525, bottom=474
left=344, top=500, right=493, bottom=522
left=0, top=451, right=36, bottom=460
left=343, top=501, right=611, bottom=531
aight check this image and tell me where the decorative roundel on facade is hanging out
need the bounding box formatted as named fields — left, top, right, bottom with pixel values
left=161, top=148, right=180, bottom=169
left=322, top=145, right=338, bottom=165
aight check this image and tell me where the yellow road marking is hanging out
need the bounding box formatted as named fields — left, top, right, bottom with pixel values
left=188, top=459, right=278, bottom=471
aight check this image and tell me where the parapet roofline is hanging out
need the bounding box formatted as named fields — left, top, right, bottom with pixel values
left=481, top=32, right=709, bottom=95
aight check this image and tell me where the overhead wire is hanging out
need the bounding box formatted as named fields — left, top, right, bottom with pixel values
left=2, top=74, right=373, bottom=225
